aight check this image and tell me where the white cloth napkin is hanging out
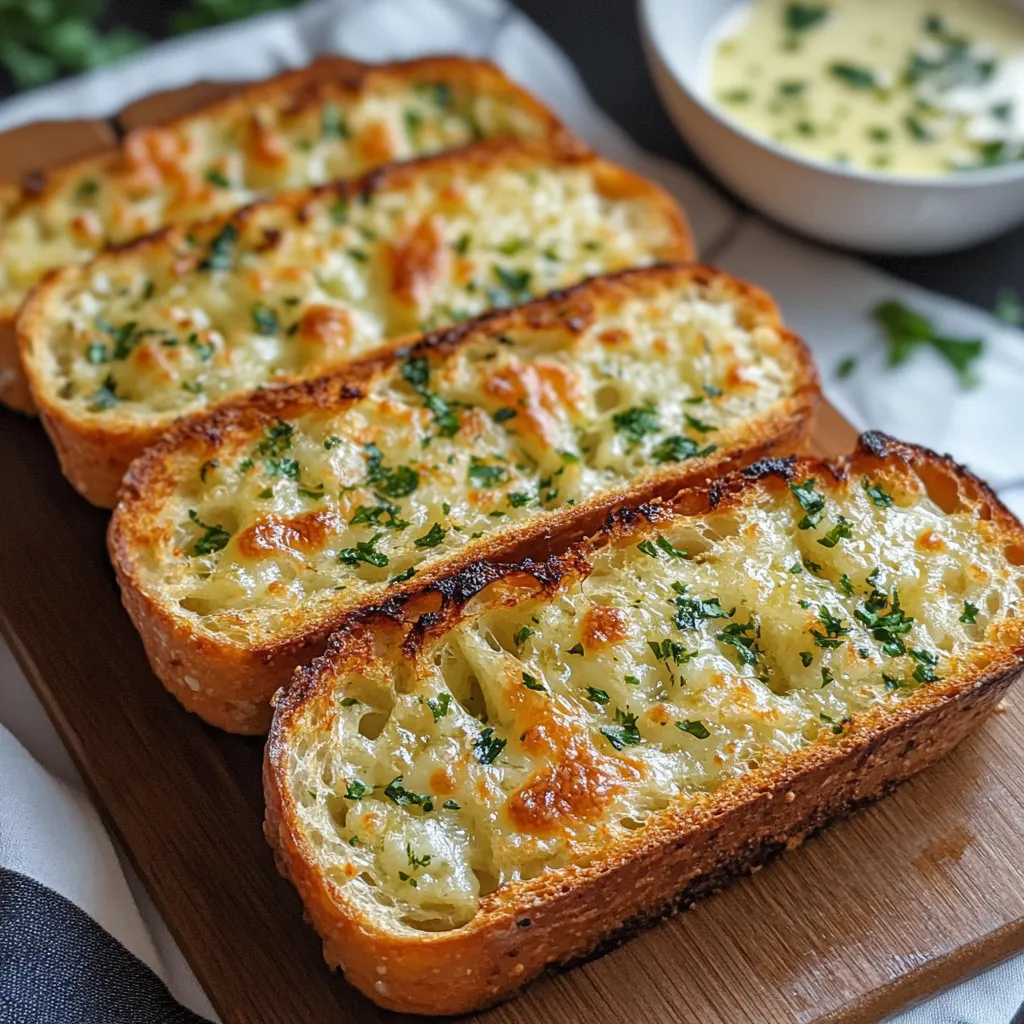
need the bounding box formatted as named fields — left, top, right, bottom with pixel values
left=0, top=1, right=1022, bottom=1021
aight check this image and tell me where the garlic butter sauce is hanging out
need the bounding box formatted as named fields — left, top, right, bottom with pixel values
left=709, top=0, right=1024, bottom=176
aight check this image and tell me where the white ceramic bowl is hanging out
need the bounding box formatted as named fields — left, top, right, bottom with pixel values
left=639, top=0, right=1024, bottom=254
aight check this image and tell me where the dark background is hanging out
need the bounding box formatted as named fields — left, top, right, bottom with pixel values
left=3, top=0, right=1023, bottom=310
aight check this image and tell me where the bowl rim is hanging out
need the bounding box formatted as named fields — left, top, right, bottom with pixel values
left=638, top=0, right=1024, bottom=190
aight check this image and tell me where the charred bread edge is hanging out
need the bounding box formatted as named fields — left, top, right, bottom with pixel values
left=262, top=432, right=1024, bottom=1015
left=22, top=138, right=693, bottom=506
left=0, top=54, right=570, bottom=415
left=107, top=262, right=817, bottom=734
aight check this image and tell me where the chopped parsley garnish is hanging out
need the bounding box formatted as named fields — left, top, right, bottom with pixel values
left=910, top=648, right=940, bottom=684
left=820, top=667, right=835, bottom=687
left=817, top=515, right=853, bottom=548
left=474, top=727, right=506, bottom=765
left=637, top=540, right=659, bottom=559
left=258, top=420, right=293, bottom=458
left=684, top=413, right=715, bottom=434
left=837, top=355, right=858, bottom=379
left=426, top=693, right=451, bottom=721
left=647, top=638, right=694, bottom=665
left=819, top=712, right=845, bottom=735
left=337, top=532, right=389, bottom=568
left=507, top=492, right=533, bottom=508
left=800, top=651, right=813, bottom=667
left=321, top=103, right=348, bottom=140
left=205, top=168, right=230, bottom=188
left=199, top=459, right=219, bottom=483
left=442, top=800, right=461, bottom=811
left=521, top=672, right=546, bottom=692
left=716, top=619, right=760, bottom=667
left=364, top=443, right=419, bottom=498
left=350, top=504, right=409, bottom=530
left=676, top=719, right=710, bottom=740
left=784, top=3, right=829, bottom=33
left=384, top=776, right=431, bottom=809
left=960, top=601, right=979, bottom=625
left=187, top=509, right=231, bottom=556
left=674, top=594, right=731, bottom=631
left=413, top=523, right=447, bottom=549
left=199, top=223, right=238, bottom=272
left=790, top=479, right=825, bottom=529
left=250, top=303, right=279, bottom=336
left=344, top=779, right=370, bottom=800
left=401, top=356, right=430, bottom=390
left=600, top=708, right=641, bottom=751
left=651, top=436, right=716, bottom=464
left=467, top=457, right=507, bottom=488
left=493, top=407, right=517, bottom=423
left=873, top=300, right=984, bottom=388
left=407, top=844, right=432, bottom=870
left=612, top=401, right=660, bottom=446
left=515, top=625, right=535, bottom=647
left=862, top=476, right=894, bottom=508
left=830, top=62, right=880, bottom=90
left=586, top=687, right=610, bottom=705
left=839, top=573, right=854, bottom=596
left=491, top=265, right=532, bottom=304
left=88, top=374, right=119, bottom=411
left=568, top=642, right=585, bottom=656
left=389, top=567, right=416, bottom=584
left=330, top=198, right=349, bottom=225
left=813, top=606, right=850, bottom=649
left=323, top=435, right=342, bottom=450
left=624, top=675, right=641, bottom=686
left=855, top=587, right=914, bottom=656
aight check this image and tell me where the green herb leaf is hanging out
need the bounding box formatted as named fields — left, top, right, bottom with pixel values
left=413, top=523, right=447, bottom=549
left=790, top=479, right=825, bottom=529
left=586, top=687, right=610, bottom=705
left=676, top=719, right=710, bottom=739
left=338, top=532, right=389, bottom=568
left=187, top=509, right=231, bottom=555
left=873, top=300, right=984, bottom=387
left=612, top=401, right=660, bottom=445
left=474, top=727, right=506, bottom=765
left=426, top=693, right=452, bottom=721
left=344, top=779, right=370, bottom=799
left=600, top=707, right=641, bottom=750
left=817, top=515, right=853, bottom=548
left=830, top=62, right=880, bottom=89
left=960, top=601, right=979, bottom=625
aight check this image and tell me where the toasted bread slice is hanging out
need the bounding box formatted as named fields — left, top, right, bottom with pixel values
left=264, top=433, right=1024, bottom=1015
left=0, top=56, right=567, bottom=413
left=108, top=264, right=818, bottom=734
left=22, top=140, right=692, bottom=506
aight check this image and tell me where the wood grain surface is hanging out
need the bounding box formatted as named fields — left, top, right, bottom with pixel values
left=1, top=101, right=1022, bottom=1024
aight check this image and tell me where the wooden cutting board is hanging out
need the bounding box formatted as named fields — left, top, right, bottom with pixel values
left=1, top=88, right=1022, bottom=1024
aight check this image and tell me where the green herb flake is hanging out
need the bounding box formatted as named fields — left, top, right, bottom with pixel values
left=600, top=707, right=642, bottom=750
left=426, top=692, right=452, bottom=721
left=790, top=478, right=825, bottom=529
left=474, top=727, right=506, bottom=765
left=817, top=515, right=853, bottom=548
left=830, top=62, right=880, bottom=90
left=676, top=719, right=710, bottom=739
left=414, top=523, right=447, bottom=549
left=338, top=532, right=389, bottom=568
left=960, top=601, right=979, bottom=625
left=586, top=687, right=610, bottom=705
left=862, top=476, right=894, bottom=508
left=568, top=642, right=585, bottom=656
left=187, top=509, right=231, bottom=556
left=612, top=401, right=660, bottom=446
left=522, top=672, right=546, bottom=692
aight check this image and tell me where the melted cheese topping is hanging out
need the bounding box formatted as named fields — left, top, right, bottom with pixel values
left=284, top=464, right=1024, bottom=933
left=143, top=278, right=798, bottom=642
left=0, top=65, right=553, bottom=312
left=34, top=153, right=682, bottom=422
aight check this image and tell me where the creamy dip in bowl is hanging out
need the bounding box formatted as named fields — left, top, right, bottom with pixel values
left=640, top=0, right=1024, bottom=253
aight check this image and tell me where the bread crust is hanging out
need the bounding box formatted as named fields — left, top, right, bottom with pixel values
left=107, top=263, right=818, bottom=733
left=0, top=55, right=569, bottom=414
left=21, top=139, right=692, bottom=507
left=263, top=433, right=1024, bottom=1015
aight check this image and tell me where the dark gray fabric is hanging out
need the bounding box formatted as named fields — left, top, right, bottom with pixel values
left=0, top=868, right=209, bottom=1024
